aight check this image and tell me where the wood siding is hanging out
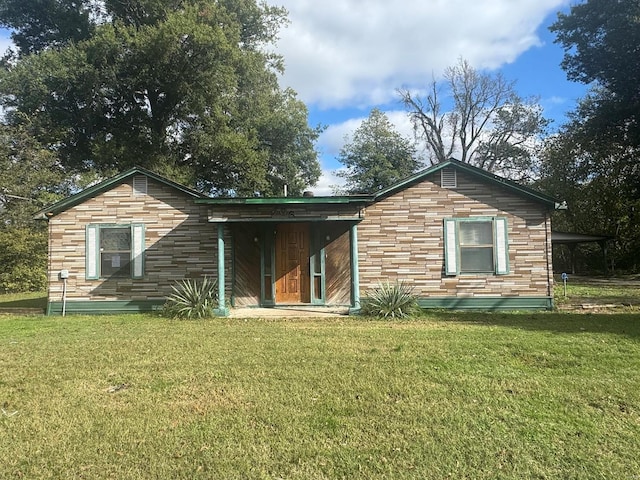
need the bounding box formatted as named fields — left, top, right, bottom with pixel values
left=47, top=178, right=230, bottom=303
left=357, top=170, right=553, bottom=299
left=230, top=224, right=262, bottom=307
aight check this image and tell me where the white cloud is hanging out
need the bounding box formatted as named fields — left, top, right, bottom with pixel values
left=309, top=165, right=345, bottom=196
left=269, top=0, right=569, bottom=108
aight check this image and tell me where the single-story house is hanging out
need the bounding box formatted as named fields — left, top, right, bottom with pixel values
left=36, top=158, right=562, bottom=315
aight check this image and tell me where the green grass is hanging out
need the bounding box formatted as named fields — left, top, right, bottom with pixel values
left=0, top=291, right=47, bottom=310
left=1, top=312, right=639, bottom=479
left=554, top=277, right=640, bottom=307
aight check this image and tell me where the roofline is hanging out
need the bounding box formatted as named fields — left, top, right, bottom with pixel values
left=34, top=166, right=206, bottom=219
left=194, top=195, right=374, bottom=206
left=373, top=158, right=561, bottom=209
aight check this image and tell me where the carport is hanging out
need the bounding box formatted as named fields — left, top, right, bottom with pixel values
left=551, top=231, right=614, bottom=275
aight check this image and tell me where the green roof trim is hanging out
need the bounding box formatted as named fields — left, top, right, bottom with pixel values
left=194, top=195, right=373, bottom=206
left=35, top=166, right=206, bottom=218
left=373, top=158, right=560, bottom=208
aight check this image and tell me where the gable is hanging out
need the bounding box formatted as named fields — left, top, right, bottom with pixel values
left=35, top=167, right=205, bottom=219
left=373, top=159, right=559, bottom=210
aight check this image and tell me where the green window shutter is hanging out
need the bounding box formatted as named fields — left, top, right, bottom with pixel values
left=494, top=217, right=509, bottom=275
left=86, top=225, right=100, bottom=280
left=131, top=224, right=145, bottom=279
left=444, top=218, right=458, bottom=276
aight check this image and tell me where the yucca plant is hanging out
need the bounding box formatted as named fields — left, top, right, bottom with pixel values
left=163, top=277, right=218, bottom=319
left=361, top=281, right=418, bottom=319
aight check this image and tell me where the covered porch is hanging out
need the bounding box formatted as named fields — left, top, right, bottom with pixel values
left=194, top=195, right=372, bottom=316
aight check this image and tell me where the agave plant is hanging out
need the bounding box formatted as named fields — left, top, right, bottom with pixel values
left=361, top=281, right=418, bottom=319
left=163, top=277, right=218, bottom=319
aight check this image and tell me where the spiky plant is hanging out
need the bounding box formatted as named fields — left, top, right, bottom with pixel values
left=361, top=281, right=418, bottom=319
left=163, top=277, right=218, bottom=319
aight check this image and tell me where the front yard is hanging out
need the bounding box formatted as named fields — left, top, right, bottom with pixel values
left=1, top=311, right=639, bottom=479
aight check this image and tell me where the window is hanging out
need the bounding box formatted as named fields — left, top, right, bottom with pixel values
left=444, top=217, right=509, bottom=275
left=86, top=224, right=145, bottom=279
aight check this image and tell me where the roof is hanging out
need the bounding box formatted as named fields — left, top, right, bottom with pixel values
left=35, top=166, right=206, bottom=218
left=194, top=195, right=373, bottom=206
left=36, top=159, right=561, bottom=218
left=373, top=158, right=561, bottom=209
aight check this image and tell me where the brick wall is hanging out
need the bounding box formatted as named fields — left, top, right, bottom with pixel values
left=47, top=177, right=228, bottom=303
left=358, top=170, right=553, bottom=298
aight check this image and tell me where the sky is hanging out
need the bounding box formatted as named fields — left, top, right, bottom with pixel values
left=0, top=1, right=589, bottom=195
left=266, top=0, right=589, bottom=194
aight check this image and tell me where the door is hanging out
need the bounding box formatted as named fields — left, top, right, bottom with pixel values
left=275, top=223, right=310, bottom=303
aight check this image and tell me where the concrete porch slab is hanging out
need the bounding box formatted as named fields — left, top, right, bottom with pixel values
left=228, top=306, right=350, bottom=318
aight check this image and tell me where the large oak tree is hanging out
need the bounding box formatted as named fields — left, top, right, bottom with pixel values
left=0, top=0, right=321, bottom=196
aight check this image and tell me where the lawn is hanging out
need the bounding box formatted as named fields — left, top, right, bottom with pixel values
left=1, top=312, right=639, bottom=479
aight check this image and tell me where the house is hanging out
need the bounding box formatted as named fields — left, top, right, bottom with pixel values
left=36, top=159, right=561, bottom=315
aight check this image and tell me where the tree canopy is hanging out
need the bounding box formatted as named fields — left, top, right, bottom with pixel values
left=541, top=0, right=640, bottom=272
left=335, top=109, right=422, bottom=194
left=0, top=0, right=321, bottom=196
left=398, top=58, right=548, bottom=182
left=550, top=0, right=640, bottom=148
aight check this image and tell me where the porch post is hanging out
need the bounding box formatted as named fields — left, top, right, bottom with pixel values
left=349, top=223, right=361, bottom=313
left=214, top=223, right=229, bottom=316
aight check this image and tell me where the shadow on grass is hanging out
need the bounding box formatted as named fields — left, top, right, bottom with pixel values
left=0, top=296, right=47, bottom=310
left=426, top=310, right=640, bottom=338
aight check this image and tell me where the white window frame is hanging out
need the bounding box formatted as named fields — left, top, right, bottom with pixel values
left=444, top=217, right=509, bottom=276
left=86, top=224, right=145, bottom=280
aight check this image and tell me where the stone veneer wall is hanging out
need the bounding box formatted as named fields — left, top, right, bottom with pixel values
left=46, top=177, right=229, bottom=303
left=357, top=170, right=553, bottom=299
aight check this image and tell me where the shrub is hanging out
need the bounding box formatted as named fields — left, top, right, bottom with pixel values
left=361, top=281, right=419, bottom=319
left=0, top=227, right=48, bottom=293
left=163, top=277, right=218, bottom=319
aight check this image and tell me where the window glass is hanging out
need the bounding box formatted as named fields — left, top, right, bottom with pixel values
left=100, top=227, right=131, bottom=277
left=459, top=222, right=494, bottom=273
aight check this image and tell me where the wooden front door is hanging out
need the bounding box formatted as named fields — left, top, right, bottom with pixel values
left=275, top=223, right=310, bottom=304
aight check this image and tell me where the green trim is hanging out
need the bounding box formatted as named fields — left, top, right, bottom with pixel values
left=195, top=196, right=372, bottom=206
left=131, top=223, right=145, bottom=279
left=350, top=224, right=361, bottom=310
left=46, top=300, right=165, bottom=315
left=416, top=296, right=553, bottom=311
left=216, top=224, right=226, bottom=313
left=85, top=224, right=99, bottom=280
left=374, top=159, right=559, bottom=208
left=310, top=227, right=326, bottom=305
left=208, top=216, right=363, bottom=223
left=494, top=217, right=509, bottom=275
left=35, top=167, right=205, bottom=219
left=445, top=217, right=510, bottom=276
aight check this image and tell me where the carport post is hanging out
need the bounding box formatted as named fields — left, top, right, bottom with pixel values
left=349, top=223, right=361, bottom=313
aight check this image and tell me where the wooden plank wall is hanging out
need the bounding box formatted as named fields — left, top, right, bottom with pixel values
left=231, top=224, right=262, bottom=306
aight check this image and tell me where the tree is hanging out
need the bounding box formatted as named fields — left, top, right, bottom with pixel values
left=0, top=0, right=321, bottom=196
left=543, top=1, right=640, bottom=272
left=398, top=58, right=548, bottom=182
left=335, top=108, right=422, bottom=194
left=550, top=0, right=640, bottom=149
left=538, top=99, right=640, bottom=272
left=0, top=119, right=67, bottom=292
left=0, top=0, right=95, bottom=56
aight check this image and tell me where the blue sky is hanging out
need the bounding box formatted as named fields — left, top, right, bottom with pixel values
left=267, top=0, right=589, bottom=193
left=0, top=1, right=588, bottom=194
